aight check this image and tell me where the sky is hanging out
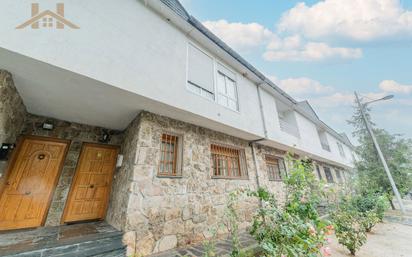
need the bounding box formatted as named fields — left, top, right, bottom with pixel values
left=180, top=0, right=412, bottom=142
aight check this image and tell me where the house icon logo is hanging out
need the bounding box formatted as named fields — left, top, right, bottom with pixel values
left=16, top=3, right=79, bottom=29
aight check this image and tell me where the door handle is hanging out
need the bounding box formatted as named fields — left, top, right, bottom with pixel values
left=25, top=191, right=31, bottom=195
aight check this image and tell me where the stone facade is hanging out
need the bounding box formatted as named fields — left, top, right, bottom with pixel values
left=20, top=114, right=124, bottom=226
left=0, top=70, right=27, bottom=176
left=0, top=69, right=347, bottom=256
left=119, top=112, right=289, bottom=256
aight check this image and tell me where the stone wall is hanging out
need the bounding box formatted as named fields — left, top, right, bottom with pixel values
left=121, top=112, right=288, bottom=255
left=254, top=144, right=287, bottom=205
left=0, top=70, right=27, bottom=176
left=21, top=114, right=124, bottom=226
left=106, top=114, right=142, bottom=231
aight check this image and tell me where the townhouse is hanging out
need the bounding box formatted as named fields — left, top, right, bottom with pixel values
left=0, top=0, right=355, bottom=255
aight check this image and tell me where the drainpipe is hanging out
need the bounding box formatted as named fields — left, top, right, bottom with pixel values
left=249, top=139, right=265, bottom=190
left=249, top=139, right=264, bottom=207
left=251, top=84, right=269, bottom=203
left=256, top=84, right=268, bottom=138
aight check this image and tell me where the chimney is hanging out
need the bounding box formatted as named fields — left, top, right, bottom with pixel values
left=31, top=3, right=39, bottom=29
left=56, top=3, right=64, bottom=16
left=56, top=3, right=64, bottom=29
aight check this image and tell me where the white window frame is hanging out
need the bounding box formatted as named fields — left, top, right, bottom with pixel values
left=337, top=142, right=346, bottom=158
left=216, top=67, right=239, bottom=111
left=186, top=41, right=240, bottom=112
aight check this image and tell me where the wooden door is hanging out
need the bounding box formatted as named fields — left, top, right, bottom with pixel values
left=62, top=143, right=118, bottom=223
left=0, top=136, right=69, bottom=231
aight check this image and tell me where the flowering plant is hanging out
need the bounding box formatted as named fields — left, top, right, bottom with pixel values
left=249, top=157, right=332, bottom=257
left=331, top=207, right=367, bottom=256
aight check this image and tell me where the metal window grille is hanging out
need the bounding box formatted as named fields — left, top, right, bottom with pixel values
left=211, top=144, right=247, bottom=178
left=324, top=167, right=334, bottom=183
left=316, top=165, right=323, bottom=180
left=265, top=155, right=285, bottom=181
left=158, top=134, right=179, bottom=176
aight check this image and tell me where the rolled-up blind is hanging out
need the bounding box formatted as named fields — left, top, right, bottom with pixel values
left=188, top=43, right=215, bottom=93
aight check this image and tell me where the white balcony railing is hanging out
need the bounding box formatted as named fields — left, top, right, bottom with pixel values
left=279, top=119, right=300, bottom=138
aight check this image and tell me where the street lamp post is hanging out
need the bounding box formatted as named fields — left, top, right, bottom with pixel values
left=354, top=91, right=406, bottom=215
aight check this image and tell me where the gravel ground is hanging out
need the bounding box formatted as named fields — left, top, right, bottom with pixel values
left=329, top=222, right=412, bottom=257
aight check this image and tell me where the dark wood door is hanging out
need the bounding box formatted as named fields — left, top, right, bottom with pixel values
left=0, top=136, right=69, bottom=230
left=62, top=143, right=118, bottom=223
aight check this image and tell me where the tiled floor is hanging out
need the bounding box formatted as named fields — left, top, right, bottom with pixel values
left=149, top=232, right=258, bottom=257
left=0, top=222, right=123, bottom=256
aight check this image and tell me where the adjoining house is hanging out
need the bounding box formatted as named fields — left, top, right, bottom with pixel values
left=0, top=0, right=355, bottom=255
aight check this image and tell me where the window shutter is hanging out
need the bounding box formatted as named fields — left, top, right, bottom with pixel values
left=188, top=44, right=215, bottom=93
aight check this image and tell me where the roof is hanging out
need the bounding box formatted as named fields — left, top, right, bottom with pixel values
left=159, top=0, right=354, bottom=149
left=159, top=0, right=190, bottom=20
left=297, top=101, right=319, bottom=120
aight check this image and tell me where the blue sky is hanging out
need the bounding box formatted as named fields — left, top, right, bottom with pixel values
left=181, top=0, right=412, bottom=142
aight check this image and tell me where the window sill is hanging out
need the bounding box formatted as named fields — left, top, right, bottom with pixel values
left=157, top=175, right=183, bottom=179
left=211, top=176, right=249, bottom=180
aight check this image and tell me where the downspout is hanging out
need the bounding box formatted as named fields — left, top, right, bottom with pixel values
left=249, top=84, right=269, bottom=199
left=256, top=84, right=268, bottom=138
left=249, top=141, right=262, bottom=189
left=249, top=140, right=264, bottom=207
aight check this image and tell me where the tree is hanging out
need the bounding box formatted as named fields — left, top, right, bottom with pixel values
left=348, top=104, right=412, bottom=208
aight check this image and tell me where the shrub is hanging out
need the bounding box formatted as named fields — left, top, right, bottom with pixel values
left=350, top=192, right=389, bottom=230
left=249, top=157, right=332, bottom=257
left=331, top=197, right=366, bottom=255
left=332, top=208, right=367, bottom=256
left=361, top=211, right=380, bottom=232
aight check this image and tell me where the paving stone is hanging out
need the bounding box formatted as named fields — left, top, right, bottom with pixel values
left=0, top=222, right=126, bottom=257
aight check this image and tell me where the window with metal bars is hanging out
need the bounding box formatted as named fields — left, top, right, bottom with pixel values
left=158, top=133, right=182, bottom=177
left=335, top=169, right=343, bottom=183
left=316, top=165, right=323, bottom=180
left=324, top=166, right=334, bottom=183
left=210, top=144, right=247, bottom=178
left=265, top=155, right=285, bottom=181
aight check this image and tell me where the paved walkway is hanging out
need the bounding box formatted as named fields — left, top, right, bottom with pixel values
left=149, top=201, right=412, bottom=257
left=329, top=221, right=412, bottom=257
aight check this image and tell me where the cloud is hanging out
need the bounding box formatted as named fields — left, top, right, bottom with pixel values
left=203, top=20, right=362, bottom=61
left=379, top=80, right=412, bottom=94
left=278, top=0, right=412, bottom=42
left=270, top=76, right=334, bottom=96
left=263, top=41, right=362, bottom=62
left=202, top=20, right=275, bottom=51
left=311, top=92, right=355, bottom=107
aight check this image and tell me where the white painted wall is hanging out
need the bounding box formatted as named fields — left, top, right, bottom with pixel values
left=0, top=0, right=355, bottom=167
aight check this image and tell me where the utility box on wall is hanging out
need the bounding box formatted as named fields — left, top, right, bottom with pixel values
left=0, top=143, right=15, bottom=161
left=0, top=143, right=15, bottom=178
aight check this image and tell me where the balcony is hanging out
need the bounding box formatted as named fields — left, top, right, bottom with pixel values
left=279, top=118, right=300, bottom=138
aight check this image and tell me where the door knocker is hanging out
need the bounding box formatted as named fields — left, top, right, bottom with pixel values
left=38, top=154, right=45, bottom=160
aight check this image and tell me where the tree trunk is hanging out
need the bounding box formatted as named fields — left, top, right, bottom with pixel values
left=389, top=198, right=395, bottom=210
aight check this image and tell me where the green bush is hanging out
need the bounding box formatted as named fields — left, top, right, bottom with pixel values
left=361, top=211, right=380, bottom=232
left=249, top=157, right=333, bottom=257
left=350, top=192, right=389, bottom=230
left=332, top=207, right=367, bottom=256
